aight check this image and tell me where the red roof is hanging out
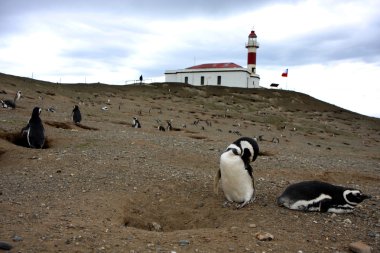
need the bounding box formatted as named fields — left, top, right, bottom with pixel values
left=187, top=63, right=243, bottom=69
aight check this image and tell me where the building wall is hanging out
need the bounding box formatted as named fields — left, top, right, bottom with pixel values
left=165, top=69, right=260, bottom=88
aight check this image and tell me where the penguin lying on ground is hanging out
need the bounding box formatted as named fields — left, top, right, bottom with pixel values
left=72, top=105, right=82, bottom=124
left=1, top=90, right=21, bottom=108
left=214, top=137, right=259, bottom=209
left=21, top=107, right=45, bottom=149
left=277, top=180, right=371, bottom=213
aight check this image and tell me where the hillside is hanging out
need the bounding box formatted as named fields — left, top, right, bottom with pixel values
left=1, top=72, right=379, bottom=252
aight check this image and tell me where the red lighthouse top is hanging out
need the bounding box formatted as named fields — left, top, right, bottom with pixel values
left=248, top=30, right=257, bottom=38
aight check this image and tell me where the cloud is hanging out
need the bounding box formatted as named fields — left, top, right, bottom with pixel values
left=0, top=0, right=380, bottom=116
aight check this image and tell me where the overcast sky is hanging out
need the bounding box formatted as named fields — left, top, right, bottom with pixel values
left=1, top=0, right=379, bottom=117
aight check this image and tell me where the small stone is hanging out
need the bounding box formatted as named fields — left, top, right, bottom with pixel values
left=255, top=232, right=274, bottom=241
left=12, top=235, right=23, bottom=242
left=249, top=223, right=257, bottom=228
left=343, top=218, right=352, bottom=224
left=368, top=231, right=379, bottom=238
left=148, top=222, right=162, bottom=232
left=179, top=240, right=190, bottom=246
left=349, top=241, right=372, bottom=253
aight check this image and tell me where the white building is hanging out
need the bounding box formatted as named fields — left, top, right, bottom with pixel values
left=164, top=30, right=260, bottom=88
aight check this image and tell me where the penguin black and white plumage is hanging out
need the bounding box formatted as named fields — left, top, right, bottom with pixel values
left=277, top=180, right=371, bottom=213
left=72, top=105, right=82, bottom=124
left=1, top=90, right=21, bottom=109
left=22, top=107, right=45, bottom=149
left=132, top=117, right=141, bottom=128
left=214, top=137, right=259, bottom=209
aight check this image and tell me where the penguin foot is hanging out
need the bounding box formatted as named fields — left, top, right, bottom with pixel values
left=236, top=198, right=254, bottom=209
left=236, top=202, right=248, bottom=209
left=222, top=201, right=233, bottom=208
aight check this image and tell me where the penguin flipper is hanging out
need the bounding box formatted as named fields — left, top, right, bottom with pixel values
left=213, top=169, right=221, bottom=195
left=245, top=163, right=253, bottom=178
left=245, top=163, right=256, bottom=201
left=251, top=177, right=256, bottom=201
left=21, top=124, right=30, bottom=135
left=319, top=199, right=332, bottom=212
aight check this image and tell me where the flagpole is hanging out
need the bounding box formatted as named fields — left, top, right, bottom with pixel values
left=286, top=76, right=288, bottom=90
left=281, top=68, right=288, bottom=90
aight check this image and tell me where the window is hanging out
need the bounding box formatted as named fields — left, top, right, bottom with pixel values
left=184, top=76, right=188, bottom=84
left=217, top=76, right=221, bottom=85
left=200, top=76, right=205, bottom=85
left=252, top=67, right=256, bottom=73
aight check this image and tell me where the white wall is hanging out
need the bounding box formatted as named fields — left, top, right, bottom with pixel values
left=165, top=68, right=260, bottom=88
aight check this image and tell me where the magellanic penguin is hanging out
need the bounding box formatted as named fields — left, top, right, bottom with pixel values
left=22, top=107, right=45, bottom=149
left=214, top=137, right=259, bottom=209
left=1, top=90, right=21, bottom=109
left=72, top=105, right=82, bottom=124
left=132, top=117, right=141, bottom=128
left=277, top=180, right=371, bottom=213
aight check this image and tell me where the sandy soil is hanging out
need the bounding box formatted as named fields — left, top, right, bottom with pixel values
left=1, top=73, right=379, bottom=252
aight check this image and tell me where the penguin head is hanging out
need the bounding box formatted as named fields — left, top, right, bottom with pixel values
left=32, top=107, right=42, bottom=117
left=16, top=91, right=22, bottom=99
left=343, top=190, right=371, bottom=206
left=234, top=137, right=259, bottom=163
left=74, top=105, right=79, bottom=110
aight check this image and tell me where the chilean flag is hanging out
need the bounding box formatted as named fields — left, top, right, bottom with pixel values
left=281, top=68, right=288, bottom=77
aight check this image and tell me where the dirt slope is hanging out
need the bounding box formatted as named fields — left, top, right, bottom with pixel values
left=1, top=73, right=379, bottom=252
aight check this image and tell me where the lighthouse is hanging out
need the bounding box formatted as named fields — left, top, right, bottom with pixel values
left=245, top=30, right=259, bottom=76
left=165, top=29, right=261, bottom=88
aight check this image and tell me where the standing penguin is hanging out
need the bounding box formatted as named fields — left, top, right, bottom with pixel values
left=277, top=180, right=371, bottom=213
left=214, top=137, right=259, bottom=208
left=72, top=105, right=82, bottom=124
left=22, top=107, right=45, bottom=149
left=132, top=117, right=141, bottom=128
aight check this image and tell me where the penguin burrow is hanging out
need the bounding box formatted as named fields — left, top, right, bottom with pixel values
left=214, top=137, right=259, bottom=209
left=277, top=180, right=371, bottom=213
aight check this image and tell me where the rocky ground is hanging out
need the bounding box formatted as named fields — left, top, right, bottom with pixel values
left=0, top=73, right=379, bottom=252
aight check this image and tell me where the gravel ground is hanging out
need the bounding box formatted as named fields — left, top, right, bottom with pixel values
left=1, top=74, right=379, bottom=252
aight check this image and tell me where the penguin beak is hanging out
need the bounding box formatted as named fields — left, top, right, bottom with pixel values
left=362, top=194, right=371, bottom=200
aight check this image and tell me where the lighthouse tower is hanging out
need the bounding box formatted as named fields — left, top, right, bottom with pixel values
left=245, top=30, right=259, bottom=76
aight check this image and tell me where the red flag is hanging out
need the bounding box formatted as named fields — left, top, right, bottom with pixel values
left=281, top=68, right=288, bottom=77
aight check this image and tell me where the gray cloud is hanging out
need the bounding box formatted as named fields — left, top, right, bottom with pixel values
left=0, top=0, right=286, bottom=17
left=260, top=17, right=380, bottom=67
left=1, top=0, right=380, bottom=78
